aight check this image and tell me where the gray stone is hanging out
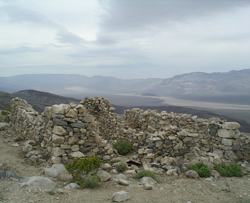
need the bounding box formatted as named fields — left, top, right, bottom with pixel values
left=114, top=174, right=127, bottom=180
left=52, top=104, right=70, bottom=114
left=53, top=118, right=67, bottom=126
left=52, top=134, right=64, bottom=144
left=71, top=123, right=86, bottom=128
left=142, top=182, right=153, bottom=190
left=112, top=190, right=129, bottom=202
left=161, top=157, right=174, bottom=165
left=222, top=138, right=233, bottom=146
left=52, top=126, right=68, bottom=136
left=140, top=177, right=157, bottom=185
left=101, top=163, right=112, bottom=171
left=118, top=179, right=129, bottom=186
left=43, top=163, right=67, bottom=178
left=97, top=170, right=111, bottom=182
left=218, top=129, right=234, bottom=138
left=0, top=122, right=9, bottom=130
left=82, top=115, right=95, bottom=123
left=18, top=176, right=55, bottom=190
left=22, top=144, right=33, bottom=153
left=64, top=183, right=81, bottom=189
left=52, top=147, right=65, bottom=157
left=0, top=170, right=23, bottom=180
left=185, top=170, right=199, bottom=179
left=69, top=151, right=85, bottom=158
left=222, top=122, right=240, bottom=130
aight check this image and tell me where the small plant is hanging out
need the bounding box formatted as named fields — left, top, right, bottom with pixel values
left=1, top=111, right=8, bottom=116
left=240, top=197, right=250, bottom=203
left=116, top=162, right=128, bottom=173
left=65, top=156, right=101, bottom=188
left=135, top=170, right=156, bottom=180
left=84, top=175, right=99, bottom=188
left=48, top=188, right=56, bottom=195
left=113, top=140, right=132, bottom=155
left=189, top=162, right=211, bottom=178
left=214, top=163, right=243, bottom=177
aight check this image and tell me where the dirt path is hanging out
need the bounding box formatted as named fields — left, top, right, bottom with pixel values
left=1, top=130, right=250, bottom=203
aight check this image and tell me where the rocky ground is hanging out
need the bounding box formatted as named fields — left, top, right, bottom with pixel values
left=1, top=129, right=250, bottom=203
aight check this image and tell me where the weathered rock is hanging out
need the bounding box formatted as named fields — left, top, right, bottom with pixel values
left=52, top=126, right=68, bottom=136
left=52, top=147, right=65, bottom=157
left=69, top=151, right=85, bottom=158
left=43, top=163, right=67, bottom=178
left=118, top=179, right=129, bottom=186
left=52, top=134, right=64, bottom=144
left=185, top=170, right=199, bottom=179
left=101, top=163, right=112, bottom=171
left=112, top=190, right=129, bottom=202
left=140, top=177, right=157, bottom=185
left=222, top=122, right=240, bottom=130
left=142, top=182, right=153, bottom=190
left=0, top=122, right=9, bottom=130
left=97, top=170, right=111, bottom=182
left=0, top=170, right=23, bottom=180
left=18, top=176, right=55, bottom=190
left=161, top=157, right=174, bottom=165
left=114, top=174, right=127, bottom=180
left=64, top=183, right=81, bottom=189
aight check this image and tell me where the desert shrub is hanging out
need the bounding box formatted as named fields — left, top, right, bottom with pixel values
left=189, top=162, right=211, bottom=178
left=116, top=162, right=128, bottom=173
left=65, top=156, right=101, bottom=188
left=214, top=163, right=243, bottom=177
left=113, top=140, right=132, bottom=155
left=84, top=176, right=99, bottom=188
left=135, top=170, right=156, bottom=180
left=1, top=111, right=8, bottom=115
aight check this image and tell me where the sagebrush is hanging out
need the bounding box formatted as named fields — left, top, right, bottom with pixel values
left=214, top=163, right=243, bottom=177
left=116, top=162, right=128, bottom=173
left=65, top=156, right=101, bottom=188
left=135, top=170, right=156, bottom=180
left=189, top=162, right=211, bottom=178
left=113, top=140, right=132, bottom=155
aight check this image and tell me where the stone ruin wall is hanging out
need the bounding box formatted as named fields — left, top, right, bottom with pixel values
left=9, top=97, right=250, bottom=167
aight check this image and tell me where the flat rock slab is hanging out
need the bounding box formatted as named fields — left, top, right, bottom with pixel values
left=0, top=170, right=23, bottom=180
left=112, top=190, right=129, bottom=202
left=18, top=176, right=55, bottom=190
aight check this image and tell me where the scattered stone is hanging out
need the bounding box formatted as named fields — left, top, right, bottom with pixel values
left=114, top=174, right=127, bottom=180
left=140, top=177, right=157, bottom=185
left=18, top=176, right=55, bottom=190
left=112, top=190, right=129, bottom=202
left=185, top=170, right=199, bottom=179
left=97, top=170, right=111, bottom=182
left=142, top=182, right=153, bottom=190
left=0, top=170, right=23, bottom=180
left=64, top=183, right=81, bottom=189
left=118, top=179, right=129, bottom=186
left=0, top=123, right=9, bottom=130
left=101, top=163, right=112, bottom=171
left=43, top=163, right=68, bottom=178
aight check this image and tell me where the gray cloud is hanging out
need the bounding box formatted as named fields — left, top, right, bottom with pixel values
left=1, top=5, right=86, bottom=45
left=0, top=46, right=42, bottom=55
left=99, top=0, right=250, bottom=32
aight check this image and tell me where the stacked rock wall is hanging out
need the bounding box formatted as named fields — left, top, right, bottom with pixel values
left=122, top=108, right=250, bottom=164
left=10, top=97, right=120, bottom=164
left=9, top=97, right=250, bottom=166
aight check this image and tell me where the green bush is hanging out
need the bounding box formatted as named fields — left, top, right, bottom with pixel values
left=189, top=162, right=211, bottom=178
left=65, top=156, right=101, bottom=188
left=84, top=176, right=99, bottom=188
left=1, top=111, right=8, bottom=115
left=113, top=140, right=132, bottom=155
left=214, top=163, right=243, bottom=177
left=135, top=170, right=156, bottom=180
left=116, top=162, right=128, bottom=173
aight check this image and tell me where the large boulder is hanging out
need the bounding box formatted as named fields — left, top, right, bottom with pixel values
left=18, top=176, right=55, bottom=190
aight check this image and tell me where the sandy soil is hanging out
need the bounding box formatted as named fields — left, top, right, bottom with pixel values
left=1, top=130, right=250, bottom=203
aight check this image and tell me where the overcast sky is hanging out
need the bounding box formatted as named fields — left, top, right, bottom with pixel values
left=0, top=0, right=250, bottom=79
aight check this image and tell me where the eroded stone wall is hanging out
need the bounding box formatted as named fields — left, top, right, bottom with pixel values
left=9, top=97, right=250, bottom=167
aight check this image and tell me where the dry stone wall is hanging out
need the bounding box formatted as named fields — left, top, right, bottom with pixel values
left=9, top=97, right=250, bottom=167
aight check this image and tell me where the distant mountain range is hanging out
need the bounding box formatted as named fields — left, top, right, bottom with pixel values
left=0, top=69, right=250, bottom=104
